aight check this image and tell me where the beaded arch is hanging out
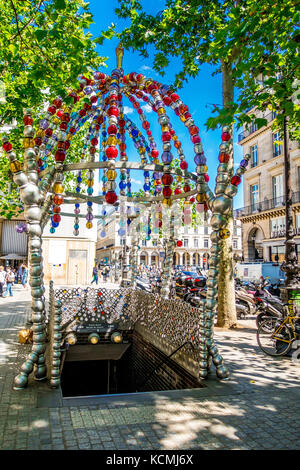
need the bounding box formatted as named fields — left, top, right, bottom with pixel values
left=1, top=44, right=251, bottom=390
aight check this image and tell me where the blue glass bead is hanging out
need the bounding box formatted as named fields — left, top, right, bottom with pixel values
left=76, top=187, right=81, bottom=193
left=87, top=201, right=93, bottom=207
left=119, top=182, right=126, bottom=189
left=52, top=222, right=59, bottom=228
left=132, top=129, right=138, bottom=137
left=143, top=171, right=150, bottom=177
left=75, top=203, right=80, bottom=208
left=100, top=231, right=106, bottom=238
left=74, top=223, right=79, bottom=229
left=50, top=227, right=55, bottom=233
left=143, top=184, right=150, bottom=191
left=87, top=187, right=93, bottom=195
left=77, top=176, right=82, bottom=183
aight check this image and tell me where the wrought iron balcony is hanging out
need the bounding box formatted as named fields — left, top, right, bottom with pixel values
left=238, top=112, right=275, bottom=142
left=234, top=191, right=300, bottom=218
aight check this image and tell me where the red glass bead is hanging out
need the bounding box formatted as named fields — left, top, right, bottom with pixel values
left=118, top=119, right=125, bottom=128
left=136, top=74, right=143, bottom=82
left=170, top=93, right=179, bottom=102
left=192, top=135, right=201, bottom=144
left=162, top=132, right=171, bottom=142
left=62, top=113, right=70, bottom=123
left=137, top=109, right=143, bottom=115
left=34, top=137, right=42, bottom=146
left=190, top=197, right=195, bottom=203
left=108, top=106, right=119, bottom=117
left=231, top=175, right=241, bottom=186
left=177, top=240, right=183, bottom=247
left=204, top=174, right=209, bottom=182
left=53, top=98, right=62, bottom=108
left=163, top=96, right=172, bottom=106
left=110, top=94, right=118, bottom=102
left=142, top=121, right=150, bottom=130
left=183, top=185, right=191, bottom=193
left=3, top=142, right=12, bottom=152
left=37, top=159, right=43, bottom=167
left=91, top=137, right=98, bottom=146
left=142, top=96, right=149, bottom=102
left=174, top=188, right=181, bottom=195
left=151, top=150, right=159, bottom=159
left=52, top=214, right=61, bottom=223
left=105, top=191, right=118, bottom=204
left=45, top=128, right=53, bottom=137
left=162, top=173, right=173, bottom=185
left=48, top=105, right=56, bottom=115
left=55, top=150, right=66, bottom=162
left=189, top=125, right=199, bottom=136
left=53, top=206, right=61, bottom=213
left=90, top=95, right=97, bottom=104
left=221, top=132, right=231, bottom=141
left=56, top=110, right=63, bottom=118
left=219, top=152, right=230, bottom=163
left=90, top=146, right=96, bottom=155
left=146, top=130, right=152, bottom=136
left=180, top=161, right=188, bottom=170
left=59, top=122, right=68, bottom=131
left=174, top=108, right=180, bottom=116
left=184, top=112, right=191, bottom=120
left=79, top=109, right=87, bottom=117
left=53, top=195, right=64, bottom=205
left=179, top=104, right=188, bottom=114
left=96, top=116, right=104, bottom=124
left=23, top=116, right=33, bottom=125
left=163, top=187, right=172, bottom=197
left=129, top=72, right=136, bottom=81
left=107, top=125, right=117, bottom=135
left=64, top=141, right=70, bottom=150
left=106, top=146, right=118, bottom=159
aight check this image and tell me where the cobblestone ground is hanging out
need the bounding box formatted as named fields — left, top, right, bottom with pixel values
left=0, top=285, right=300, bottom=450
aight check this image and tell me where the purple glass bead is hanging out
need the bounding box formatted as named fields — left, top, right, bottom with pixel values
left=150, top=142, right=156, bottom=149
left=161, top=151, right=173, bottom=164
left=39, top=119, right=49, bottom=130
left=240, top=159, right=249, bottom=167
left=194, top=153, right=206, bottom=165
left=74, top=208, right=80, bottom=215
left=43, top=137, right=49, bottom=144
left=156, top=185, right=162, bottom=192
left=84, top=86, right=92, bottom=95
left=86, top=213, right=94, bottom=221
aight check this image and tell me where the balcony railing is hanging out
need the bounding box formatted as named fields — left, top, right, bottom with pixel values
left=238, top=112, right=275, bottom=142
left=234, top=191, right=300, bottom=218
left=271, top=227, right=300, bottom=238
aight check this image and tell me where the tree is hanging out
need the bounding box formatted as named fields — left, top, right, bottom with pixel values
left=0, top=0, right=106, bottom=218
left=114, top=0, right=299, bottom=327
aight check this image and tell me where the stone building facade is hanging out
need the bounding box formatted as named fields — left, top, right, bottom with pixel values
left=96, top=212, right=242, bottom=269
left=235, top=110, right=300, bottom=262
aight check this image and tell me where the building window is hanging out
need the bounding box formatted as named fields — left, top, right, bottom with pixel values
left=270, top=217, right=285, bottom=237
left=233, top=239, right=238, bottom=249
left=250, top=184, right=259, bottom=210
left=251, top=119, right=257, bottom=134
left=194, top=239, right=198, bottom=248
left=272, top=174, right=283, bottom=203
left=298, top=167, right=300, bottom=192
left=142, top=239, right=147, bottom=246
left=273, top=132, right=282, bottom=157
left=184, top=239, right=188, bottom=248
left=204, top=226, right=209, bottom=235
left=204, top=239, right=209, bottom=248
left=233, top=227, right=238, bottom=236
left=250, top=144, right=258, bottom=167
left=152, top=240, right=157, bottom=247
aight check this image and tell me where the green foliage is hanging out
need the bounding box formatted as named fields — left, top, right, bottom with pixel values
left=0, top=0, right=106, bottom=218
left=115, top=0, right=299, bottom=133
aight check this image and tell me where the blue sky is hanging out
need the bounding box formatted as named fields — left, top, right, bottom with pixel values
left=87, top=0, right=244, bottom=209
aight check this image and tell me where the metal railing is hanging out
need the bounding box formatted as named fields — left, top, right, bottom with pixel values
left=234, top=192, right=300, bottom=218
left=238, top=112, right=275, bottom=142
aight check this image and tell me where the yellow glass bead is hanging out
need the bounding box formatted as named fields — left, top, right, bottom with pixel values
left=204, top=165, right=208, bottom=172
left=138, top=147, right=145, bottom=154
left=145, top=80, right=153, bottom=88
left=10, top=161, right=22, bottom=173
left=162, top=198, right=172, bottom=207
left=52, top=117, right=60, bottom=125
left=67, top=133, right=73, bottom=141
left=87, top=180, right=94, bottom=187
left=119, top=113, right=124, bottom=119
left=157, top=107, right=166, bottom=116
left=23, top=138, right=35, bottom=148
left=154, top=158, right=159, bottom=165
left=196, top=193, right=206, bottom=203
left=172, top=134, right=178, bottom=141
left=162, top=125, right=169, bottom=133
left=36, top=129, right=45, bottom=138
left=86, top=222, right=93, bottom=229
left=180, top=115, right=186, bottom=122
left=176, top=176, right=183, bottom=182
left=220, top=229, right=230, bottom=239
left=107, top=136, right=117, bottom=146
left=52, top=183, right=64, bottom=194
left=107, top=170, right=117, bottom=180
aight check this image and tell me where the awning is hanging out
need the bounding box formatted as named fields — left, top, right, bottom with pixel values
left=0, top=253, right=25, bottom=260
left=64, top=343, right=131, bottom=362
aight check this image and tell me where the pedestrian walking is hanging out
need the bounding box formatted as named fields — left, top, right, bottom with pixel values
left=21, top=264, right=28, bottom=289
left=0, top=266, right=6, bottom=297
left=3, top=267, right=15, bottom=297
left=91, top=266, right=98, bottom=285
left=17, top=264, right=23, bottom=284
left=103, top=265, right=109, bottom=282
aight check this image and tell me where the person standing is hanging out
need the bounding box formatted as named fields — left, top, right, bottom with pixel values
left=0, top=266, right=6, bottom=297
left=17, top=264, right=23, bottom=284
left=21, top=264, right=28, bottom=289
left=91, top=266, right=98, bottom=285
left=3, top=267, right=15, bottom=297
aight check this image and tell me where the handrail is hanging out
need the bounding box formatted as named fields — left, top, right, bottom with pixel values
left=137, top=340, right=195, bottom=391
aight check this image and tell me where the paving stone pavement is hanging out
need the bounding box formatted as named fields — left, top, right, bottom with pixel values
left=0, top=285, right=299, bottom=450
